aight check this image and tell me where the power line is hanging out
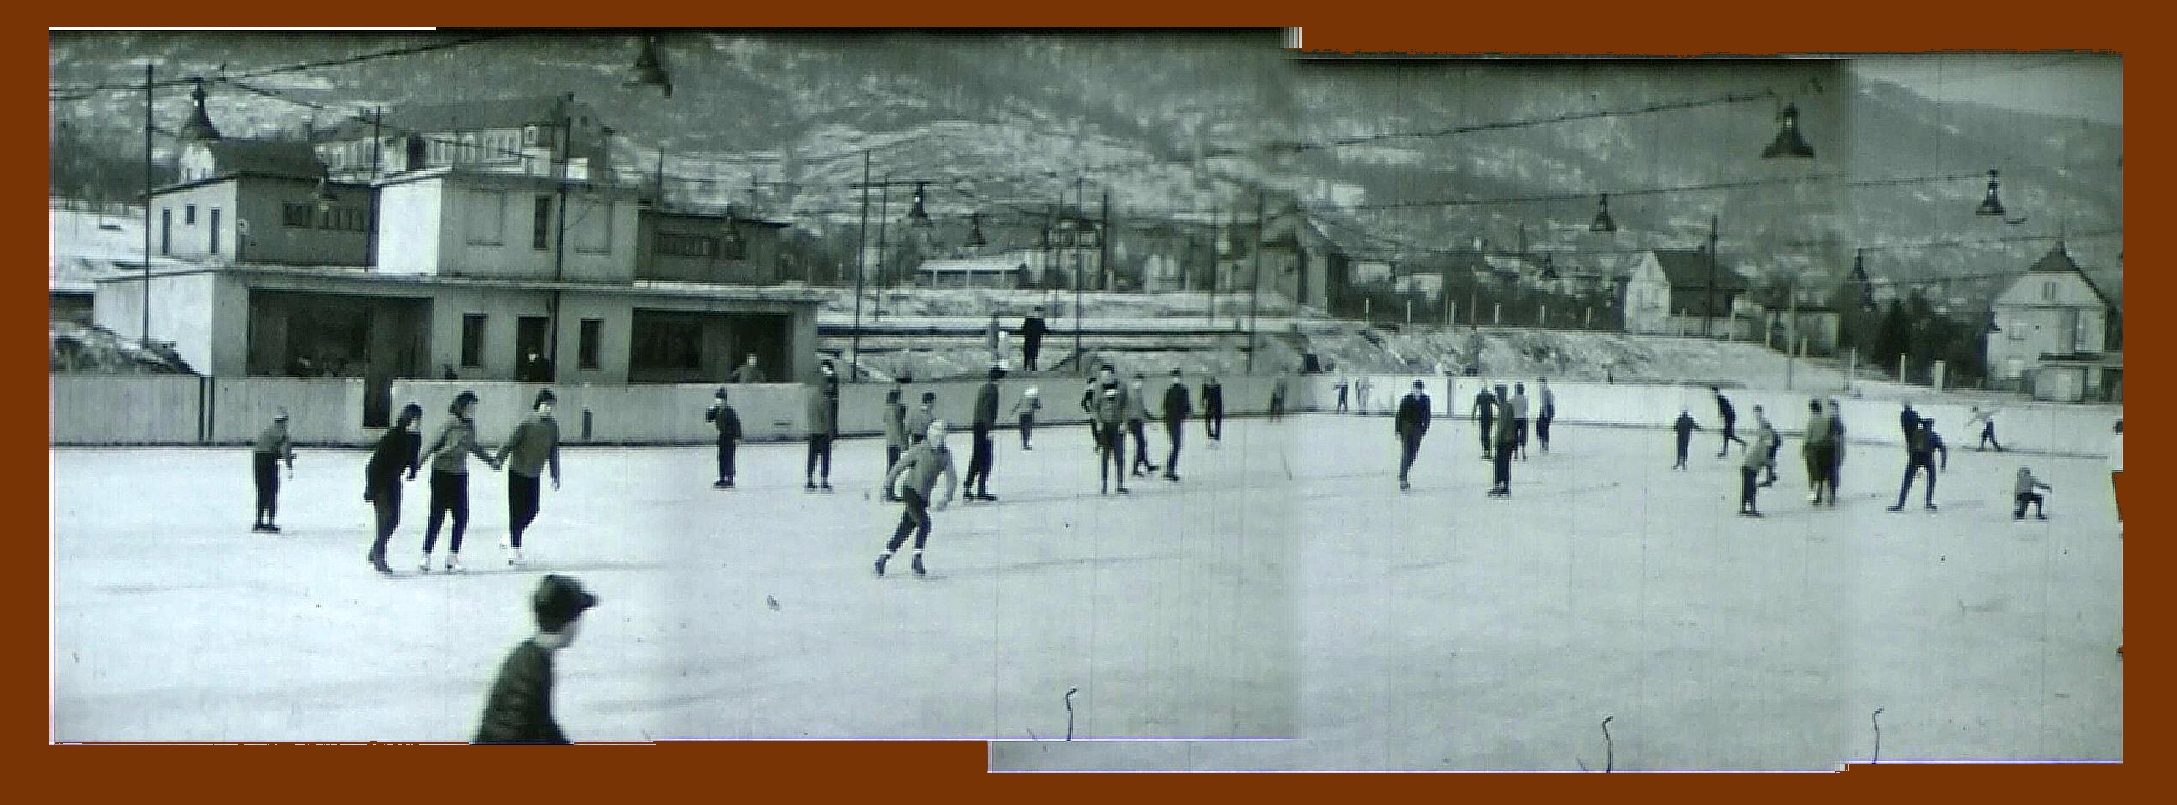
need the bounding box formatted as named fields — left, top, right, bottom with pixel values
left=1297, top=89, right=1779, bottom=151
left=48, top=34, right=513, bottom=101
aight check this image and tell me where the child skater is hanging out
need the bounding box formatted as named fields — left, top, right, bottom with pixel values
left=875, top=420, right=959, bottom=578
left=2013, top=466, right=2052, bottom=521
left=1008, top=387, right=1043, bottom=450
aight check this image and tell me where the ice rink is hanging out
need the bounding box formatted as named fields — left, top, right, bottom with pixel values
left=53, top=414, right=2119, bottom=768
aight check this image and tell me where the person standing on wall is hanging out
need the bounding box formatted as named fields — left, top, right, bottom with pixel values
left=707, top=387, right=742, bottom=490
left=963, top=365, right=1002, bottom=502
left=251, top=408, right=296, bottom=533
left=363, top=402, right=424, bottom=574
left=1161, top=369, right=1192, bottom=482
left=1021, top=306, right=1049, bottom=371
left=1471, top=383, right=1497, bottom=460
left=1008, top=387, right=1042, bottom=451
left=1535, top=378, right=1557, bottom=454
left=880, top=382, right=907, bottom=499
left=474, top=574, right=597, bottom=744
left=1201, top=375, right=1225, bottom=444
left=495, top=389, right=562, bottom=567
left=421, top=390, right=500, bottom=573
left=1713, top=387, right=1747, bottom=457
left=730, top=353, right=766, bottom=383
left=805, top=360, right=841, bottom=492
left=1126, top=373, right=1161, bottom=478
left=1395, top=379, right=1431, bottom=492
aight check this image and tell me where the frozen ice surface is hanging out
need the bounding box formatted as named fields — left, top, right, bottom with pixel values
left=52, top=421, right=1300, bottom=742
left=993, top=414, right=2123, bottom=770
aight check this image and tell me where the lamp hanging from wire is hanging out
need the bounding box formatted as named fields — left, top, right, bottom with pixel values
left=907, top=181, right=932, bottom=228
left=1761, top=103, right=1815, bottom=159
left=1589, top=194, right=1617, bottom=233
left=627, top=34, right=673, bottom=98
left=1975, top=169, right=2007, bottom=217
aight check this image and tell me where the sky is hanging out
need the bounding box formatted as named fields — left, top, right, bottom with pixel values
left=1850, top=52, right=2122, bottom=126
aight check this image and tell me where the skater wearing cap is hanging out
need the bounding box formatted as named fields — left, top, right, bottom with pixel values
left=363, top=402, right=424, bottom=573
left=1395, top=380, right=1431, bottom=491
left=1126, top=373, right=1161, bottom=478
left=1008, top=387, right=1043, bottom=451
left=495, top=389, right=563, bottom=565
left=707, top=388, right=742, bottom=489
left=420, top=390, right=500, bottom=573
left=1021, top=307, right=1049, bottom=371
left=1536, top=378, right=1557, bottom=454
left=1740, top=415, right=1775, bottom=517
left=1887, top=418, right=1947, bottom=512
left=1161, top=369, right=1192, bottom=481
left=251, top=409, right=296, bottom=533
left=474, top=574, right=597, bottom=744
left=1487, top=389, right=1517, bottom=497
left=1201, top=375, right=1224, bottom=442
left=1713, top=387, right=1747, bottom=457
left=1968, top=406, right=2005, bottom=452
left=907, top=392, right=936, bottom=448
left=964, top=366, right=1002, bottom=502
left=2013, top=467, right=2053, bottom=520
left=1471, top=385, right=1498, bottom=460
left=1092, top=366, right=1132, bottom=495
left=1509, top=382, right=1532, bottom=460
left=729, top=353, right=766, bottom=384
left=876, top=420, right=959, bottom=578
left=1672, top=409, right=1700, bottom=470
left=806, top=361, right=839, bottom=491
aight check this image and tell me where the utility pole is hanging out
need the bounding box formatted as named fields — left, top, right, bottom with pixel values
left=546, top=106, right=572, bottom=383
left=140, top=63, right=152, bottom=349
left=851, top=150, right=870, bottom=381
left=1703, top=214, right=1719, bottom=338
left=367, top=106, right=382, bottom=267
left=1073, top=177, right=1085, bottom=366
left=1246, top=191, right=1265, bottom=374
left=1100, top=189, right=1111, bottom=295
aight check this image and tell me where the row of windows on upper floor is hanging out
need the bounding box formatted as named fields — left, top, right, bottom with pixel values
left=321, top=126, right=561, bottom=173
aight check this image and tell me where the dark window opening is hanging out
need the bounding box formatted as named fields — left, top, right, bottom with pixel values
left=630, top=316, right=703, bottom=371
left=533, top=196, right=553, bottom=250
left=578, top=318, right=602, bottom=370
left=656, top=232, right=718, bottom=258
left=460, top=314, right=486, bottom=367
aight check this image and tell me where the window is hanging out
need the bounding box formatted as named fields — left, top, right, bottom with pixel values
left=578, top=319, right=602, bottom=370
left=2042, top=281, right=2057, bottom=301
left=571, top=197, right=613, bottom=254
left=466, top=190, right=507, bottom=245
left=283, top=203, right=315, bottom=228
left=630, top=315, right=703, bottom=371
left=209, top=208, right=220, bottom=254
left=460, top=314, right=487, bottom=367
left=185, top=205, right=196, bottom=225
left=2008, top=317, right=2027, bottom=340
left=656, top=232, right=718, bottom=258
left=524, top=125, right=542, bottom=146
left=722, top=227, right=748, bottom=260
left=533, top=196, right=553, bottom=250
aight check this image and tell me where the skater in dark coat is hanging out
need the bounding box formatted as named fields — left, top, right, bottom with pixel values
left=2012, top=466, right=2052, bottom=520
left=964, top=366, right=1002, bottom=502
left=1713, top=387, right=1747, bottom=457
left=875, top=420, right=960, bottom=578
left=1887, top=418, right=1948, bottom=512
left=1126, top=374, right=1161, bottom=477
left=1201, top=376, right=1225, bottom=442
left=1334, top=376, right=1350, bottom=413
left=880, top=384, right=906, bottom=499
left=1007, top=387, right=1043, bottom=451
left=1161, top=370, right=1192, bottom=481
left=1471, top=386, right=1498, bottom=459
left=707, top=388, right=742, bottom=489
left=1487, top=397, right=1517, bottom=497
left=251, top=409, right=296, bottom=533
left=1827, top=398, right=1849, bottom=502
left=1536, top=379, right=1557, bottom=453
left=1081, top=377, right=1102, bottom=452
left=1672, top=409, right=1700, bottom=470
left=494, top=389, right=563, bottom=566
left=1394, top=380, right=1431, bottom=491
left=1268, top=373, right=1289, bottom=421
left=363, top=402, right=424, bottom=574
left=1091, top=366, right=1132, bottom=495
left=474, top=574, right=597, bottom=744
left=1021, top=308, right=1049, bottom=371
left=806, top=361, right=840, bottom=491
left=421, top=390, right=500, bottom=573
left=1899, top=402, right=1922, bottom=442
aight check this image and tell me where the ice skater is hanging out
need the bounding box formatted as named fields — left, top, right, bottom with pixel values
left=805, top=360, right=839, bottom=491
left=1968, top=406, right=2005, bottom=452
left=363, top=402, right=423, bottom=574
left=474, top=574, right=597, bottom=744
left=1092, top=366, right=1131, bottom=495
left=250, top=408, right=295, bottom=533
left=1161, top=369, right=1191, bottom=482
left=1887, top=418, right=1947, bottom=512
left=1509, top=382, right=1532, bottom=460
left=1356, top=376, right=1373, bottom=414
left=1802, top=399, right=1837, bottom=506
left=907, top=391, right=936, bottom=448
left=1081, top=377, right=1103, bottom=453
left=1269, top=371, right=1289, bottom=422
left=1740, top=414, right=1775, bottom=517
left=1672, top=409, right=1700, bottom=470
left=1008, top=387, right=1042, bottom=451
left=2012, top=466, right=2053, bottom=520
left=1898, top=402, right=1921, bottom=442
left=1753, top=405, right=1781, bottom=486
left=1713, top=387, right=1747, bottom=457
left=1201, top=375, right=1224, bottom=443
left=1487, top=394, right=1517, bottom=497
left=421, top=390, right=500, bottom=573
left=964, top=366, right=1002, bottom=502
left=1471, top=384, right=1498, bottom=460
left=875, top=420, right=960, bottom=578
left=1334, top=375, right=1350, bottom=413
left=1828, top=398, right=1849, bottom=502
left=1536, top=378, right=1556, bottom=453
left=1395, top=379, right=1431, bottom=492
left=494, top=389, right=562, bottom=566
left=1126, top=373, right=1161, bottom=477
left=1021, top=307, right=1049, bottom=371
left=880, top=383, right=906, bottom=498
left=707, top=387, right=742, bottom=489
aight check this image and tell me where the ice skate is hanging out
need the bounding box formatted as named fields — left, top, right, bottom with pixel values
left=723, top=479, right=735, bottom=489
left=1115, top=485, right=1131, bottom=495
left=1400, top=479, right=1411, bottom=492
left=419, top=554, right=433, bottom=573
left=371, top=555, right=393, bottom=575
left=911, top=554, right=927, bottom=577
left=261, top=523, right=281, bottom=534
left=805, top=481, right=817, bottom=492
left=1886, top=504, right=1904, bottom=512
left=874, top=553, right=889, bottom=577
left=507, top=546, right=524, bottom=567
left=713, top=479, right=729, bottom=489
left=444, top=553, right=464, bottom=574
left=1164, top=473, right=1180, bottom=483
left=2036, top=513, right=2048, bottom=520
left=1924, top=503, right=1938, bottom=512
left=820, top=482, right=833, bottom=492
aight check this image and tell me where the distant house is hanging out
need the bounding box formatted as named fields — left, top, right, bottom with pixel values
left=1615, top=251, right=1673, bottom=335
left=1755, top=282, right=1843, bottom=355
left=1986, top=242, right=2121, bottom=402
left=158, top=140, right=373, bottom=267
left=918, top=255, right=1028, bottom=289
left=314, top=93, right=612, bottom=182
left=1652, top=248, right=1754, bottom=338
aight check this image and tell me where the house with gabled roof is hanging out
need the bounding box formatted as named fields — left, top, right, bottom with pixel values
left=1987, top=241, right=2121, bottom=402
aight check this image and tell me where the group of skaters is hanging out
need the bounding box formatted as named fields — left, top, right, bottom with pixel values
left=1374, top=377, right=1559, bottom=496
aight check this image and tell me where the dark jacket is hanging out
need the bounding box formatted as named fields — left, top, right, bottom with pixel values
left=706, top=402, right=743, bottom=442
left=254, top=422, right=295, bottom=460
left=1674, top=413, right=1700, bottom=440
left=1396, top=392, right=1432, bottom=440
left=495, top=413, right=561, bottom=481
left=1907, top=425, right=1948, bottom=458
left=1021, top=316, right=1048, bottom=345
left=1201, top=381, right=1224, bottom=412
left=1900, top=409, right=1921, bottom=440
left=974, top=382, right=1000, bottom=430
left=1092, top=382, right=1129, bottom=426
left=365, top=427, right=422, bottom=494
left=1715, top=396, right=1737, bottom=424
left=1162, top=383, right=1193, bottom=423
left=1472, top=392, right=1496, bottom=419
left=808, top=376, right=840, bottom=437
left=473, top=639, right=567, bottom=744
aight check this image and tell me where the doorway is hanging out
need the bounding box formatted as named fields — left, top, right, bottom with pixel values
left=516, top=315, right=552, bottom=382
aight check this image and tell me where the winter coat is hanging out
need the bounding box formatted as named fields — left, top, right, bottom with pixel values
left=365, top=427, right=422, bottom=494
left=424, top=416, right=493, bottom=475
left=1396, top=392, right=1432, bottom=440
left=707, top=403, right=743, bottom=442
left=881, top=398, right=906, bottom=448
left=886, top=440, right=958, bottom=501
left=253, top=423, right=295, bottom=460
left=974, top=382, right=1000, bottom=430
left=473, top=640, right=567, bottom=744
left=1674, top=414, right=1699, bottom=440
left=495, top=413, right=561, bottom=480
left=1201, top=381, right=1224, bottom=412
left=1123, top=386, right=1151, bottom=422
left=1162, top=383, right=1192, bottom=423
left=1093, top=382, right=1129, bottom=426
left=808, top=378, right=840, bottom=437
